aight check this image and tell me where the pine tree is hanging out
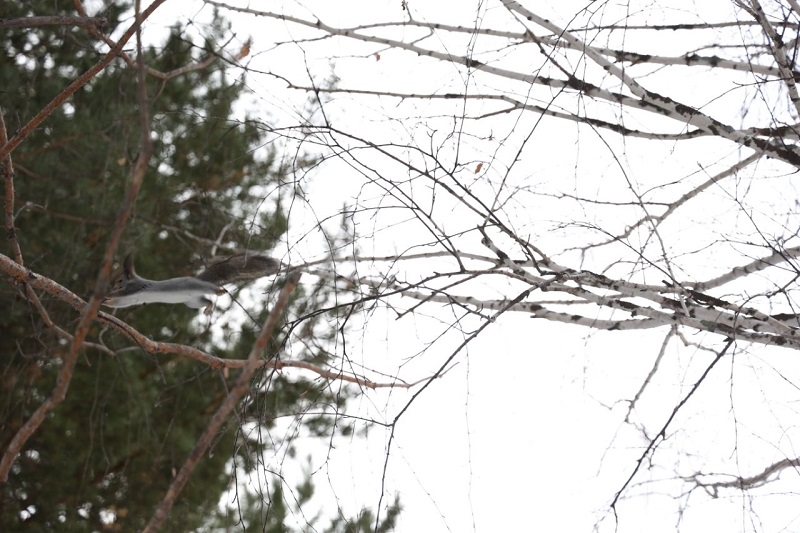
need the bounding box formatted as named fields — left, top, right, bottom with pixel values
left=0, top=2, right=396, bottom=530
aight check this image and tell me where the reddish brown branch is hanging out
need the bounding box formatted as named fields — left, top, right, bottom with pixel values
left=0, top=253, right=418, bottom=386
left=0, top=15, right=107, bottom=30
left=143, top=271, right=303, bottom=533
left=0, top=0, right=168, bottom=161
left=0, top=110, right=22, bottom=265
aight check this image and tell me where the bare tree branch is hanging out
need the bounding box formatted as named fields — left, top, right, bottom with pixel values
left=611, top=338, right=735, bottom=511
left=142, top=271, right=302, bottom=532
left=0, top=0, right=168, bottom=161
left=0, top=15, right=106, bottom=30
left=688, top=457, right=800, bottom=496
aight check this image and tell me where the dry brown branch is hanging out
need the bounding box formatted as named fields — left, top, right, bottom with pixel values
left=142, top=271, right=302, bottom=532
left=265, top=359, right=429, bottom=388
left=0, top=15, right=107, bottom=30
left=0, top=0, right=168, bottom=161
left=0, top=110, right=21, bottom=265
left=0, top=252, right=424, bottom=388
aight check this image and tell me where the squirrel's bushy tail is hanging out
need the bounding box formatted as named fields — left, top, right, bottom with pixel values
left=196, top=255, right=280, bottom=285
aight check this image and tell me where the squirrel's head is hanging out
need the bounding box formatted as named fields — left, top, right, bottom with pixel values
left=104, top=255, right=139, bottom=304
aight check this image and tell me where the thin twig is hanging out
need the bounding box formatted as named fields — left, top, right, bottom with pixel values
left=610, top=339, right=735, bottom=511
left=72, top=0, right=235, bottom=82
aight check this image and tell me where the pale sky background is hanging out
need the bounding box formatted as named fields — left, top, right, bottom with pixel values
left=125, top=1, right=800, bottom=531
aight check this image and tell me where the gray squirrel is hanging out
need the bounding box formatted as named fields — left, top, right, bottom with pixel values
left=103, top=253, right=280, bottom=314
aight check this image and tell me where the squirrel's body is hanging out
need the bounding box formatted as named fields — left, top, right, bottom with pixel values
left=103, top=254, right=279, bottom=313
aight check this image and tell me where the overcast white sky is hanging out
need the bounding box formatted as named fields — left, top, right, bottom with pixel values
left=133, top=1, right=800, bottom=531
